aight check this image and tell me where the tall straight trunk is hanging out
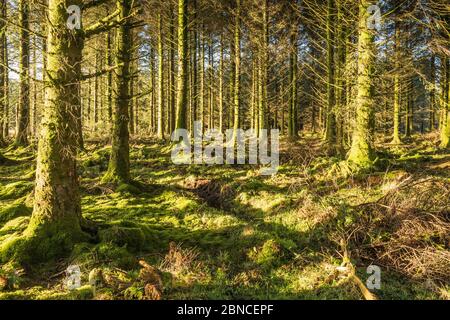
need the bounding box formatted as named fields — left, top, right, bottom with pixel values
left=250, top=59, right=256, bottom=131
left=129, top=50, right=135, bottom=135
left=334, top=0, right=345, bottom=154
left=149, top=46, right=155, bottom=134
left=175, top=0, right=189, bottom=130
left=87, top=77, right=92, bottom=128
left=2, top=34, right=8, bottom=139
left=233, top=0, right=241, bottom=139
left=93, top=50, right=99, bottom=131
left=32, top=36, right=38, bottom=138
left=405, top=78, right=412, bottom=137
left=135, top=72, right=139, bottom=134
left=106, top=31, right=113, bottom=127
left=429, top=55, right=436, bottom=131
left=392, top=75, right=401, bottom=143
left=208, top=36, right=214, bottom=130
left=104, top=0, right=132, bottom=183
left=192, top=0, right=198, bottom=128
left=199, top=27, right=205, bottom=132
left=440, top=57, right=449, bottom=148
left=2, top=0, right=88, bottom=264
left=288, top=30, right=298, bottom=138
left=229, top=39, right=235, bottom=130
left=258, top=0, right=268, bottom=135
left=169, top=5, right=176, bottom=132
left=157, top=13, right=164, bottom=139
left=15, top=0, right=30, bottom=145
left=219, top=33, right=224, bottom=132
left=347, top=0, right=376, bottom=167
left=0, top=0, right=5, bottom=143
left=392, top=22, right=401, bottom=144
left=325, top=0, right=336, bottom=151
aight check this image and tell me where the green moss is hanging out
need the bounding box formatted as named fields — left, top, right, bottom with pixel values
left=0, top=202, right=32, bottom=226
left=116, top=183, right=142, bottom=195
left=0, top=181, right=34, bottom=200
left=0, top=217, right=88, bottom=266
left=248, top=239, right=282, bottom=268
left=95, top=243, right=137, bottom=269
left=99, top=226, right=145, bottom=252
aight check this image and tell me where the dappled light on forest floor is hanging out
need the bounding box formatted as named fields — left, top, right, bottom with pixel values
left=1, top=135, right=448, bottom=300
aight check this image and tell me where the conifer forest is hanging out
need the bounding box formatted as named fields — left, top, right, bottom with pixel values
left=0, top=0, right=449, bottom=301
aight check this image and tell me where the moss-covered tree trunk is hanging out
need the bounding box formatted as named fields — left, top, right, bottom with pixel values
left=258, top=0, right=268, bottom=135
left=191, top=0, right=198, bottom=131
left=1, top=0, right=88, bottom=263
left=347, top=0, right=376, bottom=168
left=429, top=55, right=436, bottom=131
left=157, top=13, right=164, bottom=139
left=232, top=0, right=241, bottom=139
left=334, top=0, right=345, bottom=155
left=288, top=28, right=298, bottom=138
left=392, top=22, right=402, bottom=144
left=208, top=37, right=214, bottom=130
left=104, top=0, right=132, bottom=183
left=15, top=0, right=30, bottom=146
left=169, top=4, right=176, bottom=133
left=2, top=31, right=8, bottom=140
left=175, top=0, right=189, bottom=130
left=106, top=31, right=113, bottom=128
left=324, top=0, right=336, bottom=151
left=0, top=0, right=5, bottom=144
left=199, top=26, right=205, bottom=132
left=218, top=33, right=224, bottom=132
left=440, top=57, right=449, bottom=148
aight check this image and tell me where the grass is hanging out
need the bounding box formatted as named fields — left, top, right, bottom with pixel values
left=0, top=134, right=448, bottom=300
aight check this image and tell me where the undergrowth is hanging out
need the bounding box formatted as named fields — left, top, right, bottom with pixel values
left=0, top=134, right=448, bottom=300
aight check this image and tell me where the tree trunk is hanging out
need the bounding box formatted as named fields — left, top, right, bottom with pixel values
left=347, top=0, right=376, bottom=168
left=288, top=27, right=298, bottom=138
left=325, top=0, right=337, bottom=151
left=392, top=21, right=401, bottom=144
left=232, top=0, right=241, bottom=140
left=1, top=0, right=88, bottom=264
left=0, top=0, right=5, bottom=143
left=219, top=33, right=224, bottom=132
left=106, top=31, right=113, bottom=129
left=15, top=0, right=30, bottom=146
left=175, top=0, right=189, bottom=130
left=103, top=0, right=132, bottom=183
left=440, top=57, right=449, bottom=148
left=157, top=13, right=164, bottom=139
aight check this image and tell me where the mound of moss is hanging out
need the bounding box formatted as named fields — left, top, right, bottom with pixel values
left=0, top=202, right=32, bottom=226
left=99, top=226, right=145, bottom=252
left=0, top=182, right=34, bottom=200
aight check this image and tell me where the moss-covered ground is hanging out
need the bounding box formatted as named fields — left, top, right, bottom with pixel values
left=0, top=133, right=449, bottom=300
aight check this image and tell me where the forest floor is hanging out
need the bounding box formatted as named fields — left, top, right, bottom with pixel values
left=0, top=133, right=449, bottom=300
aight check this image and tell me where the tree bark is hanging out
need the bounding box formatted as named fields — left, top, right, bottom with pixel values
left=347, top=0, right=376, bottom=168
left=15, top=0, right=30, bottom=146
left=103, top=0, right=132, bottom=183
